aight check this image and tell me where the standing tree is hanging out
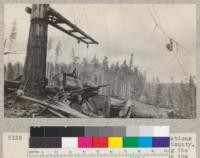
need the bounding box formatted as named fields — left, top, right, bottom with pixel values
left=46, top=37, right=53, bottom=80
left=81, top=58, right=90, bottom=81
left=102, top=56, right=109, bottom=72
left=13, top=62, right=21, bottom=79
left=54, top=40, right=62, bottom=74
left=91, top=55, right=99, bottom=69
left=71, top=48, right=80, bottom=69
left=23, top=4, right=49, bottom=96
left=8, top=19, right=17, bottom=52
left=167, top=86, right=173, bottom=107
left=154, top=78, right=163, bottom=106
left=4, top=65, right=7, bottom=79
left=47, top=36, right=53, bottom=51
left=129, top=53, right=134, bottom=70
left=114, top=62, right=120, bottom=96
left=188, top=76, right=196, bottom=118
left=6, top=62, right=14, bottom=80
left=55, top=40, right=61, bottom=64
left=102, top=56, right=109, bottom=94
left=179, top=81, right=186, bottom=117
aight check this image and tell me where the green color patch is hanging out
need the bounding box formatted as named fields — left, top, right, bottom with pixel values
left=123, top=137, right=139, bottom=147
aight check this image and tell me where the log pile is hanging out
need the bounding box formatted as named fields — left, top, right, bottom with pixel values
left=4, top=78, right=173, bottom=118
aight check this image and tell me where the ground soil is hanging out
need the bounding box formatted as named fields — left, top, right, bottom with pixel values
left=4, top=92, right=57, bottom=118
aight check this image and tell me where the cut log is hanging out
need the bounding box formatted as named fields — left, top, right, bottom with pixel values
left=45, top=86, right=59, bottom=95
left=19, top=95, right=89, bottom=118
left=36, top=104, right=66, bottom=118
left=110, top=97, right=172, bottom=118
left=56, top=102, right=90, bottom=118
left=4, top=80, right=20, bottom=89
left=131, top=100, right=172, bottom=118
left=47, top=108, right=66, bottom=118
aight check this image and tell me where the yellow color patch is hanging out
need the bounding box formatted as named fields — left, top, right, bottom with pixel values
left=108, top=137, right=123, bottom=148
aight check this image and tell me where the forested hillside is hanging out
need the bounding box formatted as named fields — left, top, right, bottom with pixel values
left=4, top=49, right=196, bottom=118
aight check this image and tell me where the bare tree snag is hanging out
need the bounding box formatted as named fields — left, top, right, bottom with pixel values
left=23, top=4, right=49, bottom=96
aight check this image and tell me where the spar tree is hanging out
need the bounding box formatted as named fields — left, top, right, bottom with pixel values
left=23, top=4, right=98, bottom=97
left=23, top=4, right=49, bottom=96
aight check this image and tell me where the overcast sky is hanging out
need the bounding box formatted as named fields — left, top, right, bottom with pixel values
left=4, top=4, right=196, bottom=82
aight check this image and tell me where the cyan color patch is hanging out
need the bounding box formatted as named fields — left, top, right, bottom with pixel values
left=138, top=137, right=152, bottom=147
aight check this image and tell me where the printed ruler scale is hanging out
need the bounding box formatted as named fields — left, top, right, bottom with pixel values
left=28, top=126, right=170, bottom=158
left=3, top=132, right=196, bottom=158
left=28, top=148, right=170, bottom=158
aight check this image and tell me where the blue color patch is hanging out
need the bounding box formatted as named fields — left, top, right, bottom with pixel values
left=138, top=137, right=153, bottom=147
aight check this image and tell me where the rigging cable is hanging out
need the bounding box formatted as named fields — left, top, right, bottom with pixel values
left=98, top=45, right=186, bottom=75
left=173, top=43, right=188, bottom=76
left=150, top=9, right=193, bottom=55
left=149, top=9, right=192, bottom=76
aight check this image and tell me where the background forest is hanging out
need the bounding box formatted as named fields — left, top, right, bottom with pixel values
left=4, top=39, right=196, bottom=118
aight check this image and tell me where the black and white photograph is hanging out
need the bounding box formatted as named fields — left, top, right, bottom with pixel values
left=4, top=4, right=196, bottom=118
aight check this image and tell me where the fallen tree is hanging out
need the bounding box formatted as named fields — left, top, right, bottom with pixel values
left=19, top=95, right=90, bottom=118
left=5, top=80, right=20, bottom=90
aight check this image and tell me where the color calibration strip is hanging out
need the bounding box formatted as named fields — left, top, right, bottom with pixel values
left=29, top=136, right=170, bottom=148
left=30, top=126, right=169, bottom=137
left=6, top=132, right=197, bottom=158
left=30, top=126, right=169, bottom=148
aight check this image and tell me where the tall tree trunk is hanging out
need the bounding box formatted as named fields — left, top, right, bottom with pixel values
left=23, top=4, right=49, bottom=96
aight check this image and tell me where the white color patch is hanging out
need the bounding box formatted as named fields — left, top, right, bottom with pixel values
left=154, top=126, right=170, bottom=136
left=62, top=137, right=78, bottom=148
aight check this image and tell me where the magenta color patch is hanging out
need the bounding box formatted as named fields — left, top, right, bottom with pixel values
left=78, top=137, right=92, bottom=148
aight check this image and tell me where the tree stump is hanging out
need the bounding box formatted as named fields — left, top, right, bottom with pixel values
left=23, top=4, right=49, bottom=96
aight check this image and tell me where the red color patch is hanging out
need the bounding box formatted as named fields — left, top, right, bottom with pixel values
left=92, top=137, right=108, bottom=148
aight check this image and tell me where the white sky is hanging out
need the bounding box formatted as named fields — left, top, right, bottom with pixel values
left=4, top=4, right=196, bottom=82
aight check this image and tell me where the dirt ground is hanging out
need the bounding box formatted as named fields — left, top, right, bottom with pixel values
left=4, top=92, right=57, bottom=118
